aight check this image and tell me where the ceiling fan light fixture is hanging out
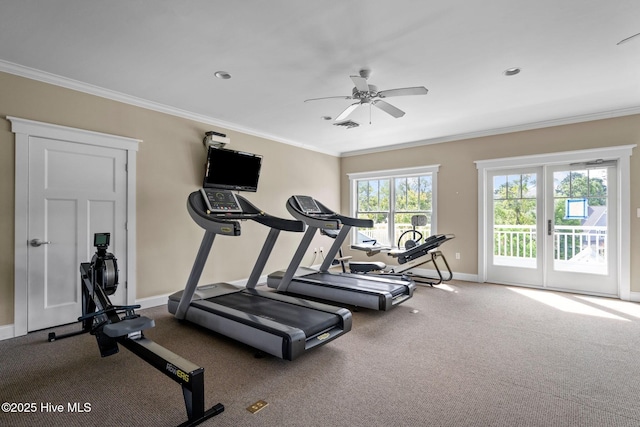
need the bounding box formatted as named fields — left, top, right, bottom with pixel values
left=503, top=67, right=521, bottom=76
left=305, top=69, right=428, bottom=122
left=214, top=71, right=231, bottom=79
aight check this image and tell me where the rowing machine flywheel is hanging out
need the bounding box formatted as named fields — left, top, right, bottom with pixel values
left=92, top=252, right=119, bottom=295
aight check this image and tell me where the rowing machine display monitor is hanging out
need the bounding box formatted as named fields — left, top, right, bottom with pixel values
left=94, top=232, right=110, bottom=248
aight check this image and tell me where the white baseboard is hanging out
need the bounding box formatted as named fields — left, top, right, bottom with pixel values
left=628, top=292, right=640, bottom=302
left=134, top=275, right=269, bottom=310
left=0, top=324, right=15, bottom=341
left=91, top=276, right=640, bottom=311
left=136, top=293, right=172, bottom=309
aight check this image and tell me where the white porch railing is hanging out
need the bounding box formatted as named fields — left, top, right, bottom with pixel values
left=493, top=224, right=607, bottom=265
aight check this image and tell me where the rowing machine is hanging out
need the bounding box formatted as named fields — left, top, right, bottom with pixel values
left=48, top=233, right=223, bottom=427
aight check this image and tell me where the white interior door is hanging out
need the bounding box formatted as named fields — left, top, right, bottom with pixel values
left=27, top=136, right=128, bottom=331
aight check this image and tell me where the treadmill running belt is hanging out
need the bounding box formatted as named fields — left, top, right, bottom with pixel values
left=303, top=272, right=408, bottom=297
left=208, top=291, right=338, bottom=337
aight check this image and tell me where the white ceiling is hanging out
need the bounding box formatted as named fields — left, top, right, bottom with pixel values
left=1, top=1, right=639, bottom=156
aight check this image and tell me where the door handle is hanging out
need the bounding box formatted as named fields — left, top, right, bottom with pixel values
left=547, top=220, right=552, bottom=236
left=30, top=238, right=51, bottom=247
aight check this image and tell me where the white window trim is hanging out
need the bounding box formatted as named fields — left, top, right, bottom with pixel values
left=475, top=145, right=635, bottom=301
left=348, top=165, right=440, bottom=246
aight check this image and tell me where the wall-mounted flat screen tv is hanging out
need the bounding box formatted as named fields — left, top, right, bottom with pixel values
left=203, top=147, right=262, bottom=192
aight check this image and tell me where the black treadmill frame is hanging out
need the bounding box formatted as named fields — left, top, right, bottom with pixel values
left=169, top=190, right=352, bottom=361
left=268, top=195, right=415, bottom=310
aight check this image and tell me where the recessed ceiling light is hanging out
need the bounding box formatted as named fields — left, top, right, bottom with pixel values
left=503, top=67, right=521, bottom=76
left=214, top=71, right=231, bottom=79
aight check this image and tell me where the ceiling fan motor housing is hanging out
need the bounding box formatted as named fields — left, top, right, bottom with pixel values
left=352, top=84, right=378, bottom=100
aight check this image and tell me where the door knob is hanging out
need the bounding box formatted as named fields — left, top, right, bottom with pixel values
left=30, top=239, right=51, bottom=247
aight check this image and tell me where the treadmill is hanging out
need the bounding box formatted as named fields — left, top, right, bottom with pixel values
left=267, top=195, right=415, bottom=311
left=168, top=190, right=352, bottom=361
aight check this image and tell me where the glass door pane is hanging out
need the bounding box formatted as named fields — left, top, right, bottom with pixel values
left=546, top=164, right=617, bottom=295
left=492, top=173, right=537, bottom=268
left=486, top=168, right=543, bottom=286
left=552, top=168, right=608, bottom=274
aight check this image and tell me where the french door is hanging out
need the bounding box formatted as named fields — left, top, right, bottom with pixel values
left=486, top=162, right=618, bottom=296
left=545, top=164, right=617, bottom=294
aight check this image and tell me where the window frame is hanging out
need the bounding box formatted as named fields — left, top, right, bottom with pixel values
left=348, top=164, right=440, bottom=248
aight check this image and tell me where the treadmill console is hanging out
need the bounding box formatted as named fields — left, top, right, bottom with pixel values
left=293, top=195, right=322, bottom=214
left=200, top=188, right=243, bottom=213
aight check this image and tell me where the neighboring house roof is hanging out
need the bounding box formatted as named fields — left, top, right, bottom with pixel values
left=581, top=205, right=607, bottom=227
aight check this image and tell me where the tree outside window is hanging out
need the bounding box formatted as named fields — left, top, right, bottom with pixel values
left=354, top=173, right=434, bottom=247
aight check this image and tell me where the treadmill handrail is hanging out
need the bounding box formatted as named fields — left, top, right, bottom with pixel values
left=286, top=197, right=341, bottom=230
left=188, top=191, right=305, bottom=234
left=237, top=195, right=305, bottom=232
left=286, top=196, right=374, bottom=229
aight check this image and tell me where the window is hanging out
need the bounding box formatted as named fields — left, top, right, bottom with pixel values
left=349, top=165, right=439, bottom=248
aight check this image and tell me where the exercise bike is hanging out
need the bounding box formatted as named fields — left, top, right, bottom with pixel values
left=49, top=233, right=224, bottom=427
left=348, top=215, right=455, bottom=286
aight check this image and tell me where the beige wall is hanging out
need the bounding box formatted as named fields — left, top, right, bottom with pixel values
left=2, top=70, right=639, bottom=329
left=0, top=72, right=340, bottom=327
left=340, top=115, right=640, bottom=291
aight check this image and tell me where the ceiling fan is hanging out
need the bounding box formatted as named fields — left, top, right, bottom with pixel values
left=305, top=69, right=428, bottom=123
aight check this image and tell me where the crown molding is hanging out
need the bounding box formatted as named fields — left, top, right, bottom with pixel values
left=339, top=106, right=640, bottom=157
left=3, top=59, right=639, bottom=159
left=0, top=59, right=340, bottom=157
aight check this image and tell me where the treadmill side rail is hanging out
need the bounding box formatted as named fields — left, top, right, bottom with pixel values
left=169, top=289, right=351, bottom=361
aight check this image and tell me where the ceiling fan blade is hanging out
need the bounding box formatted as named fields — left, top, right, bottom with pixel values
left=377, top=86, right=428, bottom=98
left=372, top=100, right=405, bottom=118
left=335, top=102, right=361, bottom=121
left=304, top=95, right=352, bottom=102
left=350, top=75, right=370, bottom=92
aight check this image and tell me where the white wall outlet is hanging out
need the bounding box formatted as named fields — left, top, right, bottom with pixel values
left=455, top=252, right=461, bottom=260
